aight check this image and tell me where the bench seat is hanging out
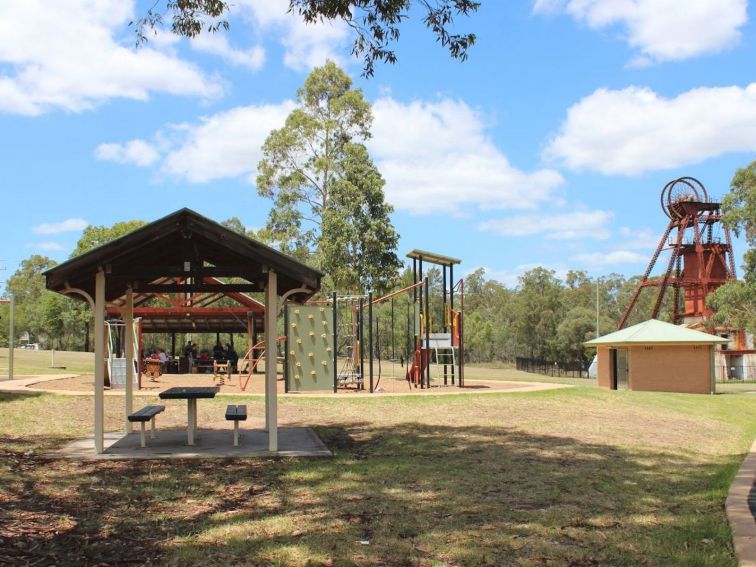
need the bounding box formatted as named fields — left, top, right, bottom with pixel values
left=225, top=404, right=247, bottom=446
left=128, top=405, right=165, bottom=422
left=225, top=404, right=247, bottom=421
left=128, top=405, right=165, bottom=447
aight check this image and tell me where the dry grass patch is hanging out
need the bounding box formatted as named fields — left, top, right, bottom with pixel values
left=0, top=386, right=754, bottom=566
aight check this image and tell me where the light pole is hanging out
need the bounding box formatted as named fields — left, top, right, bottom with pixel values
left=0, top=295, right=13, bottom=380
left=8, top=294, right=13, bottom=380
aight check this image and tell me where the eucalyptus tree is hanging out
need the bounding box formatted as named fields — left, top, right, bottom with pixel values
left=257, top=61, right=400, bottom=291
left=319, top=143, right=401, bottom=293
left=132, top=0, right=480, bottom=77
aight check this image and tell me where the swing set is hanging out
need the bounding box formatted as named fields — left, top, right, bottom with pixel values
left=279, top=249, right=464, bottom=393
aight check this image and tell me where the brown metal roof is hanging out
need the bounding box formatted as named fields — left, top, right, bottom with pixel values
left=44, top=208, right=323, bottom=304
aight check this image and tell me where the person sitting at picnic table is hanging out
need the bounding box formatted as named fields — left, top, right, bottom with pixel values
left=198, top=350, right=210, bottom=373
left=158, top=348, right=170, bottom=371
left=213, top=342, right=225, bottom=361
left=184, top=341, right=196, bottom=374
left=225, top=343, right=238, bottom=372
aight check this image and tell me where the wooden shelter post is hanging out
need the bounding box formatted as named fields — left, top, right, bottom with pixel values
left=265, top=269, right=278, bottom=452
left=94, top=268, right=106, bottom=454
left=124, top=287, right=134, bottom=434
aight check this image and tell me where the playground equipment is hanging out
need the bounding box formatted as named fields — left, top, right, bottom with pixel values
left=285, top=305, right=336, bottom=392
left=212, top=360, right=231, bottom=385
left=237, top=336, right=285, bottom=391
left=278, top=249, right=465, bottom=393
left=105, top=319, right=141, bottom=388
left=145, top=359, right=162, bottom=382
left=404, top=250, right=463, bottom=388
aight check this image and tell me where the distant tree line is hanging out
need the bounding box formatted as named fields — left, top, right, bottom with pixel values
left=0, top=246, right=646, bottom=370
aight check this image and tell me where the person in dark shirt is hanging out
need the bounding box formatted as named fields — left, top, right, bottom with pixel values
left=225, top=343, right=239, bottom=373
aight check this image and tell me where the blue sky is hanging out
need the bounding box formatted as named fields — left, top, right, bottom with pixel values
left=1, top=0, right=754, bottom=290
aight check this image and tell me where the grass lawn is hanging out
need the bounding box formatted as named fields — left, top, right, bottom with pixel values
left=1, top=375, right=755, bottom=566
left=0, top=347, right=94, bottom=376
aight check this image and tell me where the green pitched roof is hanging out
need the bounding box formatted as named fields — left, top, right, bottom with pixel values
left=584, top=319, right=728, bottom=347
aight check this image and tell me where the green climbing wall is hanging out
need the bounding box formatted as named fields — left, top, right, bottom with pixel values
left=286, top=305, right=335, bottom=391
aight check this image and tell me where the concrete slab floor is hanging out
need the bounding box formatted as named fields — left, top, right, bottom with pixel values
left=48, top=427, right=331, bottom=460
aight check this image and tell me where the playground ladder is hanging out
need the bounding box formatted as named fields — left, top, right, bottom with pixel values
left=431, top=345, right=456, bottom=382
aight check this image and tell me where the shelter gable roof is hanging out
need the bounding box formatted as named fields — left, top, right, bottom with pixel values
left=44, top=208, right=322, bottom=303
left=584, top=319, right=728, bottom=346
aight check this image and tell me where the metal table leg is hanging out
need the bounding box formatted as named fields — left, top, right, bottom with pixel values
left=187, top=398, right=197, bottom=445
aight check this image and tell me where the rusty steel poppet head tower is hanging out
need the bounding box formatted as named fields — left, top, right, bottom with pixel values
left=618, top=177, right=737, bottom=329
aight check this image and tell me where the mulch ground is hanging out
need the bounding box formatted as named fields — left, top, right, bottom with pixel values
left=28, top=372, right=532, bottom=396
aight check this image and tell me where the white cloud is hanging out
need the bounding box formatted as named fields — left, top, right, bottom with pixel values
left=25, top=241, right=65, bottom=252
left=190, top=33, right=266, bottom=70
left=618, top=226, right=659, bottom=250
left=32, top=218, right=87, bottom=235
left=544, top=84, right=756, bottom=175
left=571, top=250, right=648, bottom=268
left=370, top=97, right=564, bottom=214
left=533, top=0, right=747, bottom=64
left=99, top=95, right=562, bottom=215
left=0, top=0, right=221, bottom=116
left=161, top=102, right=296, bottom=183
left=479, top=210, right=613, bottom=240
left=280, top=18, right=351, bottom=71
left=95, top=140, right=160, bottom=167
left=234, top=0, right=351, bottom=70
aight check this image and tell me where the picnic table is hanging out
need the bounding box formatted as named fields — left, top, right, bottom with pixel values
left=159, top=386, right=219, bottom=446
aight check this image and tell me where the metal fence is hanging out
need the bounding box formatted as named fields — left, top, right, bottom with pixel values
left=516, top=357, right=589, bottom=378
left=715, top=366, right=756, bottom=383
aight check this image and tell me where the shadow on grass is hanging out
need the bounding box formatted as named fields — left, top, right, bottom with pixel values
left=0, top=420, right=741, bottom=566
left=0, top=391, right=45, bottom=402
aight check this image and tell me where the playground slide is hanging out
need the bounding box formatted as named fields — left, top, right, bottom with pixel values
left=406, top=343, right=429, bottom=387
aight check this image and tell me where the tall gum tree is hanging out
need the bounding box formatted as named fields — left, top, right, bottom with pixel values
left=320, top=143, right=401, bottom=293
left=257, top=61, right=400, bottom=292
